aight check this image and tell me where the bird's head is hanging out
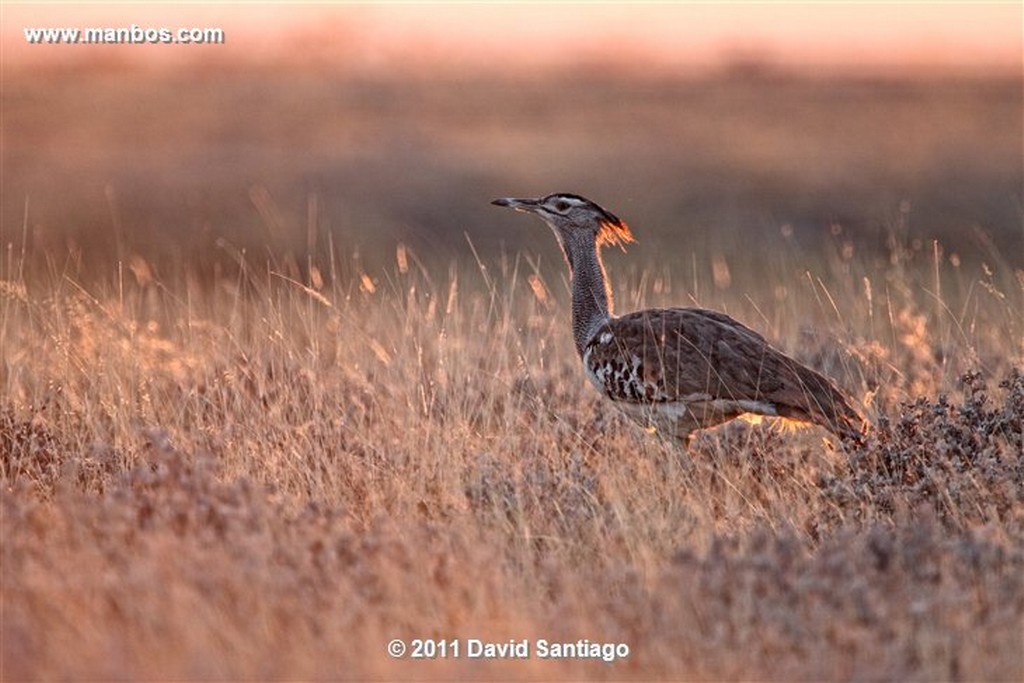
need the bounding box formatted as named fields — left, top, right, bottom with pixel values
left=491, top=193, right=635, bottom=251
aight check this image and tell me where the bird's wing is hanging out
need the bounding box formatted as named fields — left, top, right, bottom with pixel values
left=584, top=307, right=864, bottom=438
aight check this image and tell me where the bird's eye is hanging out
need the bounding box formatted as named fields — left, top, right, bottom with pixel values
left=554, top=200, right=571, bottom=213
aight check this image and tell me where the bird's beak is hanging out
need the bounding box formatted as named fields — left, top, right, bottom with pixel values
left=491, top=197, right=541, bottom=213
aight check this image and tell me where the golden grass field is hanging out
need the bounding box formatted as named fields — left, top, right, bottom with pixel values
left=2, top=67, right=1023, bottom=680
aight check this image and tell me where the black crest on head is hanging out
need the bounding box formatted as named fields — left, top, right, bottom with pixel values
left=546, top=193, right=635, bottom=250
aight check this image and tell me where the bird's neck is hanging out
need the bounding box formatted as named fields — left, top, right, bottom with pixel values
left=563, top=237, right=613, bottom=356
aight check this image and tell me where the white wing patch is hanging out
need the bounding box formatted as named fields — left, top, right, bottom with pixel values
left=617, top=398, right=779, bottom=440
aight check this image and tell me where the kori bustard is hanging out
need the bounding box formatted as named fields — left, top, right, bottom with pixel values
left=492, top=193, right=865, bottom=443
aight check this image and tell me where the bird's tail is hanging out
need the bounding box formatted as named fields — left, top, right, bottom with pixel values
left=775, top=361, right=868, bottom=444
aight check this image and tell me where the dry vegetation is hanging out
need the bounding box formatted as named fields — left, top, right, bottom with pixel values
left=2, top=67, right=1023, bottom=680
left=3, top=232, right=1022, bottom=680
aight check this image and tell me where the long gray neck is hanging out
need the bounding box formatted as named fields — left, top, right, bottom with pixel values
left=560, top=234, right=613, bottom=356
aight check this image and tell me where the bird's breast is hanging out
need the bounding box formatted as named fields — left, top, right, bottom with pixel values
left=582, top=331, right=664, bottom=403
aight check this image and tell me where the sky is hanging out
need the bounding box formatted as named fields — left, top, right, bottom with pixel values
left=5, top=2, right=1022, bottom=73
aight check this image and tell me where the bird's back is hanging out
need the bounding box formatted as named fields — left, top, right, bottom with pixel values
left=582, top=307, right=865, bottom=441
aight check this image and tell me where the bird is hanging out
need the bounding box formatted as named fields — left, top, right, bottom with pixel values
left=491, top=192, right=866, bottom=444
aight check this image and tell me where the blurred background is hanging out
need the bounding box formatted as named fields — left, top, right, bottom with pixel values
left=4, top=3, right=1022, bottom=284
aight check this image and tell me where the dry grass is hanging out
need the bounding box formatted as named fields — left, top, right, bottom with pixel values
left=2, top=225, right=1022, bottom=679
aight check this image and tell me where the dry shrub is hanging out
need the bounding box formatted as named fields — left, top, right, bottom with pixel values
left=821, top=370, right=1024, bottom=533
left=655, top=521, right=1024, bottom=681
left=2, top=440, right=557, bottom=680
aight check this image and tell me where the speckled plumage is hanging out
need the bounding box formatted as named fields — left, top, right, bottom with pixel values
left=581, top=308, right=864, bottom=440
left=492, top=193, right=866, bottom=443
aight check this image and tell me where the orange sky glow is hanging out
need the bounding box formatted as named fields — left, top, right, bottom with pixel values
left=5, top=3, right=1022, bottom=73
